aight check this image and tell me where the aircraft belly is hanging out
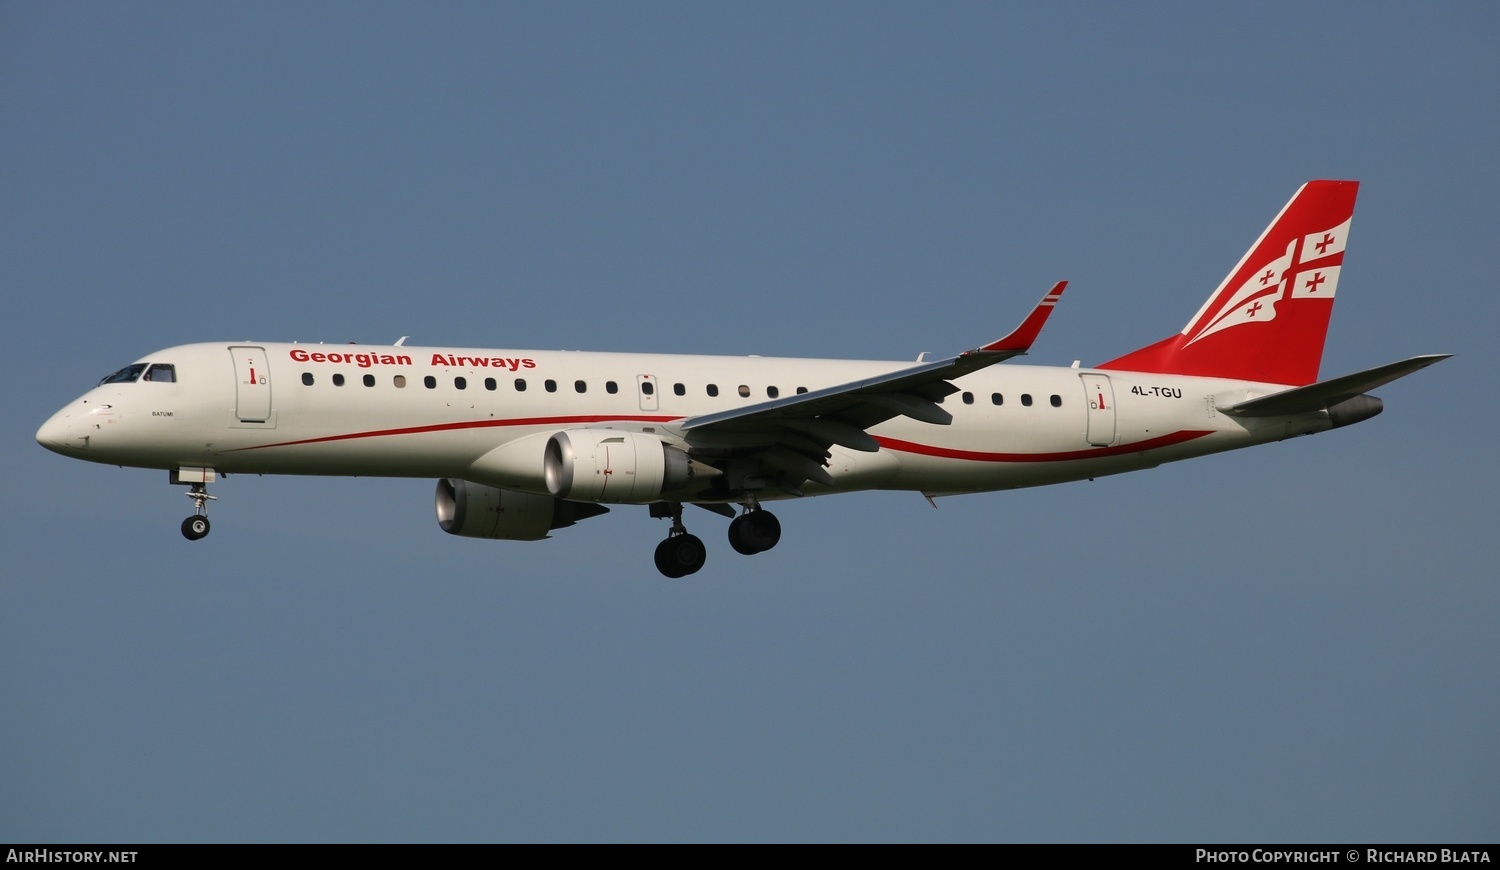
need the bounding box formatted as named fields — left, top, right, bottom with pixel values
left=799, top=445, right=903, bottom=495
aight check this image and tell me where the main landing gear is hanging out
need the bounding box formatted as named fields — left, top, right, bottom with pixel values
left=654, top=503, right=707, bottom=578
left=728, top=509, right=781, bottom=556
left=181, top=482, right=216, bottom=541
left=652, top=502, right=782, bottom=578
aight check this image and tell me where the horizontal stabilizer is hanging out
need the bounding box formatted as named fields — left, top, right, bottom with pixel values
left=1219, top=354, right=1450, bottom=416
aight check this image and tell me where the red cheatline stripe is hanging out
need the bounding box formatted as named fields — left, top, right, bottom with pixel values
left=224, top=415, right=682, bottom=452
left=873, top=430, right=1214, bottom=463
left=229, top=417, right=1213, bottom=464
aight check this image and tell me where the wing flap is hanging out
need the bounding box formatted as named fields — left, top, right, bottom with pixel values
left=681, top=282, right=1065, bottom=435
left=679, top=283, right=1067, bottom=489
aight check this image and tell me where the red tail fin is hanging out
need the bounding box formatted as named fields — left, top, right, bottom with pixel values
left=1098, top=180, right=1359, bottom=385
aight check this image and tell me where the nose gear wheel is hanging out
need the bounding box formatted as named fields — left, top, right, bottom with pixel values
left=181, top=482, right=216, bottom=541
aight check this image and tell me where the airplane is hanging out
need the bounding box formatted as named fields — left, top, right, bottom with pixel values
left=36, top=180, right=1448, bottom=577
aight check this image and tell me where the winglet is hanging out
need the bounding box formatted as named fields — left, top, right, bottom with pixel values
left=979, top=281, right=1066, bottom=354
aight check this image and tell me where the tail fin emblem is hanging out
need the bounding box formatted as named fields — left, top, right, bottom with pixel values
left=1183, top=217, right=1350, bottom=348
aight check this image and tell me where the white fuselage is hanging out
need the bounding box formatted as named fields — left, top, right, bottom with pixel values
left=36, top=341, right=1327, bottom=500
left=32, top=182, right=1437, bottom=576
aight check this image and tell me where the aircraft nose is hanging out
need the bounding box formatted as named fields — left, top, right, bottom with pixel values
left=36, top=408, right=78, bottom=453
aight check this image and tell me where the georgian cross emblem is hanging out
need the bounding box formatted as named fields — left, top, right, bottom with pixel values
left=1183, top=217, right=1346, bottom=347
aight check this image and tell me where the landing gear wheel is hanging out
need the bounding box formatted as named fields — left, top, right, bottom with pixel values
left=728, top=516, right=759, bottom=555
left=655, top=534, right=706, bottom=578
left=729, top=510, right=781, bottom=555
left=181, top=515, right=211, bottom=541
left=746, top=510, right=780, bottom=551
left=180, top=481, right=217, bottom=541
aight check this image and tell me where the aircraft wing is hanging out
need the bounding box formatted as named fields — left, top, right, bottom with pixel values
left=678, top=283, right=1065, bottom=489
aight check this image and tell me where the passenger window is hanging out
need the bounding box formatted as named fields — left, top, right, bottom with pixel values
left=515, top=378, right=527, bottom=391
left=738, top=385, right=750, bottom=398
left=143, top=364, right=175, bottom=383
left=1021, top=394, right=1033, bottom=407
left=484, top=378, right=496, bottom=391
left=575, top=380, right=587, bottom=393
left=545, top=379, right=557, bottom=393
left=1050, top=394, right=1062, bottom=407
left=991, top=393, right=1003, bottom=405
left=673, top=383, right=685, bottom=396
left=606, top=381, right=618, bottom=394
left=454, top=377, right=467, bottom=390
left=424, top=376, right=437, bottom=389
left=767, top=386, right=779, bottom=399
left=962, top=392, right=974, bottom=405
left=796, top=387, right=808, bottom=394
left=641, top=381, right=654, bottom=396
left=302, top=372, right=314, bottom=386
left=333, top=374, right=345, bottom=387
left=394, top=375, right=406, bottom=388
left=363, top=374, right=376, bottom=387
left=707, top=384, right=719, bottom=397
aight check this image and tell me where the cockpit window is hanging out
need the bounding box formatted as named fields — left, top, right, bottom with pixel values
left=99, top=363, right=148, bottom=385
left=143, top=364, right=175, bottom=383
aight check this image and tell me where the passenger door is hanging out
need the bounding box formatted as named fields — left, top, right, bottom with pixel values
left=229, top=345, right=272, bottom=423
left=1080, top=372, right=1115, bottom=446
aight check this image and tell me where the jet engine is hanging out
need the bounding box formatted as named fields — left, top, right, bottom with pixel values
left=435, top=478, right=608, bottom=541
left=543, top=430, right=719, bottom=503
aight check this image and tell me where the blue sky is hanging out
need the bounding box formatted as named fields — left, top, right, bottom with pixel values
left=2, top=2, right=1495, bottom=842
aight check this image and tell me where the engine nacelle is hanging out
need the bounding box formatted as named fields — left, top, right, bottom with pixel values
left=544, top=429, right=719, bottom=503
left=435, top=479, right=608, bottom=541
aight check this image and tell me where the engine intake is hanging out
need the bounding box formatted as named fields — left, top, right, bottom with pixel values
left=544, top=430, right=719, bottom=503
left=435, top=479, right=608, bottom=540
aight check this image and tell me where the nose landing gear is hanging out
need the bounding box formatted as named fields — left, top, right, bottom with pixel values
left=181, top=482, right=216, bottom=541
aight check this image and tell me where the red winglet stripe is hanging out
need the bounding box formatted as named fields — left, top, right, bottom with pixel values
left=980, top=281, right=1067, bottom=353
